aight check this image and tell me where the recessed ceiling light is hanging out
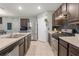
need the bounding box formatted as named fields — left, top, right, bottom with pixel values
left=37, top=6, right=41, bottom=10
left=18, top=6, right=22, bottom=10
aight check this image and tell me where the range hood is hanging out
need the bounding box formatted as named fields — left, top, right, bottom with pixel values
left=55, top=14, right=65, bottom=20
left=55, top=11, right=70, bottom=20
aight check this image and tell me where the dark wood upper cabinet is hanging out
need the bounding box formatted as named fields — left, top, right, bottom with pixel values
left=62, top=3, right=66, bottom=13
left=54, top=7, right=62, bottom=17
left=67, top=3, right=79, bottom=21
left=58, top=6, right=62, bottom=16
left=52, top=13, right=55, bottom=26
left=52, top=3, right=79, bottom=27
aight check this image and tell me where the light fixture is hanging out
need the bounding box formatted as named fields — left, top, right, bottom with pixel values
left=37, top=6, right=41, bottom=10
left=18, top=6, right=22, bottom=10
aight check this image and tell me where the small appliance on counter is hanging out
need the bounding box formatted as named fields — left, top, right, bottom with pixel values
left=52, top=25, right=62, bottom=33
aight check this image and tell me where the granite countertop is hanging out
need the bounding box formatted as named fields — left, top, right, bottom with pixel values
left=59, top=36, right=79, bottom=48
left=0, top=32, right=30, bottom=51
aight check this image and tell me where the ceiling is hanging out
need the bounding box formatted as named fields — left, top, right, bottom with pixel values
left=0, top=3, right=61, bottom=17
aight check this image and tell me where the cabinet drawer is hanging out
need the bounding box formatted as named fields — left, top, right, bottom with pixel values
left=59, top=39, right=68, bottom=48
left=69, top=44, right=79, bottom=56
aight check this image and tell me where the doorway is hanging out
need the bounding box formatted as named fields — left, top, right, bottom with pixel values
left=20, top=18, right=29, bottom=31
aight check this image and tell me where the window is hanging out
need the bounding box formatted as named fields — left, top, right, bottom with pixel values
left=7, top=23, right=12, bottom=30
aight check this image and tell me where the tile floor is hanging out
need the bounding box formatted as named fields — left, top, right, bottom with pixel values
left=26, top=40, right=56, bottom=56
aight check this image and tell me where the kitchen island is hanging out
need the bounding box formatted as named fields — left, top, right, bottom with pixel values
left=0, top=33, right=31, bottom=56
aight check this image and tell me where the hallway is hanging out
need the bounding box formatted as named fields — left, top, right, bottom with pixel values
left=26, top=41, right=55, bottom=56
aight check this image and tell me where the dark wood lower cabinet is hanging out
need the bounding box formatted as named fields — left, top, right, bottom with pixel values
left=27, top=34, right=31, bottom=50
left=59, top=39, right=79, bottom=56
left=19, top=34, right=31, bottom=56
left=24, top=34, right=31, bottom=55
left=58, top=39, right=68, bottom=56
left=24, top=37, right=28, bottom=54
left=69, top=44, right=79, bottom=56
left=19, top=39, right=25, bottom=56
left=0, top=34, right=31, bottom=56
left=59, top=44, right=67, bottom=56
left=19, top=43, right=24, bottom=56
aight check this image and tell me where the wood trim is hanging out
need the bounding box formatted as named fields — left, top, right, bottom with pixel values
left=68, top=20, right=79, bottom=23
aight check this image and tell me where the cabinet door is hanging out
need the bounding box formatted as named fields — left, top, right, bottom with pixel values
left=67, top=3, right=79, bottom=20
left=51, top=38, right=58, bottom=55
left=51, top=38, right=58, bottom=50
left=25, top=37, right=28, bottom=54
left=27, top=34, right=31, bottom=50
left=62, top=3, right=66, bottom=13
left=58, top=7, right=62, bottom=16
left=19, top=43, right=24, bottom=56
left=50, top=38, right=55, bottom=48
left=59, top=44, right=67, bottom=56
left=48, top=33, right=52, bottom=45
left=69, top=44, right=79, bottom=56
left=52, top=13, right=55, bottom=25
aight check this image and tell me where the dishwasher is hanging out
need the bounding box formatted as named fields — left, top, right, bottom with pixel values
left=51, top=37, right=58, bottom=55
left=6, top=45, right=19, bottom=56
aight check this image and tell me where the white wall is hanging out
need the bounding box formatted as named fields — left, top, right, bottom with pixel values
left=0, top=16, right=37, bottom=41
left=37, top=11, right=52, bottom=42
left=2, top=17, right=20, bottom=33
left=46, top=11, right=52, bottom=31
left=29, top=16, right=37, bottom=40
